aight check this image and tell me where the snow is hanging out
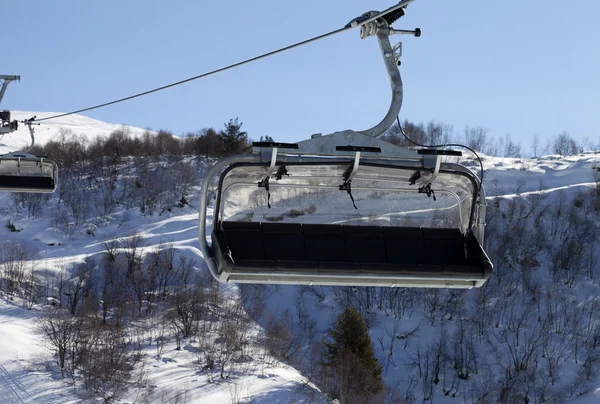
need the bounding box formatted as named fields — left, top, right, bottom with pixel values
left=0, top=300, right=82, bottom=403
left=0, top=112, right=327, bottom=401
left=478, top=153, right=598, bottom=196
left=0, top=113, right=599, bottom=402
left=0, top=297, right=326, bottom=404
left=0, top=111, right=150, bottom=155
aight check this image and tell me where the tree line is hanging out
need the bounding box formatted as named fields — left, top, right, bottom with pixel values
left=30, top=118, right=250, bottom=164
left=29, top=118, right=594, bottom=166
left=383, top=120, right=593, bottom=157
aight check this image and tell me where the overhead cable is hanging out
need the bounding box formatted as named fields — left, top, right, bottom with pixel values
left=32, top=26, right=350, bottom=123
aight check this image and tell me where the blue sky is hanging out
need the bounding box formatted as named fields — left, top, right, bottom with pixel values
left=3, top=0, right=599, bottom=151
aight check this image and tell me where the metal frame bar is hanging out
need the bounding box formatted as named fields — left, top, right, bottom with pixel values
left=227, top=272, right=486, bottom=289
left=23, top=121, right=37, bottom=152
left=198, top=154, right=261, bottom=281
left=0, top=75, right=20, bottom=105
left=347, top=151, right=361, bottom=181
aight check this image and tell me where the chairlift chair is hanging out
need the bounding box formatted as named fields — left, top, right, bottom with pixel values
left=0, top=152, right=58, bottom=193
left=0, top=75, right=58, bottom=193
left=0, top=123, right=59, bottom=193
left=198, top=1, right=493, bottom=288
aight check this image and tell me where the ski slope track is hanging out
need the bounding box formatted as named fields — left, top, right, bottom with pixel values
left=0, top=114, right=599, bottom=402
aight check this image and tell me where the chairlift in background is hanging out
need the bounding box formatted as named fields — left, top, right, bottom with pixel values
left=197, top=0, right=493, bottom=288
left=0, top=75, right=58, bottom=193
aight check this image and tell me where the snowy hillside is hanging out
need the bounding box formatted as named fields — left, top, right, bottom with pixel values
left=0, top=115, right=599, bottom=403
left=0, top=111, right=150, bottom=155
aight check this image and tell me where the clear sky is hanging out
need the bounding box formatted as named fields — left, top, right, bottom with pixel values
left=3, top=0, right=599, bottom=151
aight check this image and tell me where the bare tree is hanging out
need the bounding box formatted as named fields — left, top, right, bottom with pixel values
left=531, top=135, right=540, bottom=157
left=553, top=131, right=582, bottom=156
left=100, top=257, right=127, bottom=324
left=22, top=263, right=42, bottom=309
left=463, top=126, right=489, bottom=153
left=80, top=324, right=136, bottom=401
left=65, top=262, right=93, bottom=315
left=0, top=241, right=29, bottom=297
left=36, top=307, right=84, bottom=375
left=10, top=192, right=50, bottom=219
left=167, top=283, right=203, bottom=338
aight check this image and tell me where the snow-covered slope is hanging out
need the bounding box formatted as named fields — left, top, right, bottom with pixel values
left=0, top=114, right=598, bottom=402
left=0, top=298, right=323, bottom=404
left=481, top=153, right=599, bottom=196
left=0, top=211, right=325, bottom=403
left=0, top=111, right=149, bottom=154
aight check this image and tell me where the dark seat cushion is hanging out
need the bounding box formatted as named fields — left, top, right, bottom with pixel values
left=221, top=221, right=264, bottom=260
left=423, top=228, right=465, bottom=265
left=383, top=227, right=425, bottom=265
left=262, top=223, right=305, bottom=261
left=344, top=226, right=386, bottom=263
left=0, top=175, right=55, bottom=191
left=222, top=221, right=262, bottom=232
left=218, top=222, right=486, bottom=276
left=304, top=224, right=346, bottom=262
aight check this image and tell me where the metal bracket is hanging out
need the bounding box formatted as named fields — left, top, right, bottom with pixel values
left=258, top=147, right=278, bottom=187
left=427, top=154, right=441, bottom=185
left=347, top=151, right=361, bottom=182
left=267, top=147, right=278, bottom=175
left=24, top=119, right=38, bottom=152
left=339, top=151, right=361, bottom=209
left=0, top=75, right=23, bottom=137
left=418, top=154, right=440, bottom=200
left=257, top=147, right=279, bottom=208
left=360, top=14, right=386, bottom=39
left=0, top=75, right=20, bottom=105
left=0, top=118, right=38, bottom=159
left=392, top=42, right=402, bottom=64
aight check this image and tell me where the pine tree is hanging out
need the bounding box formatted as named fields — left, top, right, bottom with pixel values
left=218, top=118, right=248, bottom=155
left=323, top=307, right=383, bottom=403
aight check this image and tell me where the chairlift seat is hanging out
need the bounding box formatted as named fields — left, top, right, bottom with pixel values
left=212, top=221, right=492, bottom=287
left=0, top=175, right=55, bottom=190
